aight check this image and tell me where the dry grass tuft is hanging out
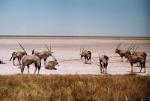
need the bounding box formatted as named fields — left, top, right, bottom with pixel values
left=0, top=74, right=150, bottom=101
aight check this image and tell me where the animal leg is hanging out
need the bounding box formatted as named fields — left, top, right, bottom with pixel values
left=34, top=63, right=37, bottom=74
left=44, top=59, right=46, bottom=66
left=37, top=65, right=41, bottom=74
left=131, top=63, right=133, bottom=73
left=16, top=58, right=19, bottom=66
left=84, top=57, right=86, bottom=64
left=89, top=59, right=91, bottom=64
left=27, top=65, right=30, bottom=74
left=13, top=59, right=15, bottom=66
left=105, top=67, right=107, bottom=74
left=34, top=67, right=37, bottom=74
left=53, top=67, right=57, bottom=70
left=143, top=61, right=146, bottom=73
left=100, top=67, right=102, bottom=73
left=85, top=59, right=87, bottom=64
left=18, top=58, right=21, bottom=66
left=21, top=66, right=24, bottom=74
left=126, top=59, right=128, bottom=62
left=102, top=67, right=104, bottom=73
left=121, top=57, right=123, bottom=62
left=144, top=67, right=146, bottom=73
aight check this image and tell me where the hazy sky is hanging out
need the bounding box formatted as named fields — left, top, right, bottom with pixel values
left=0, top=0, right=149, bottom=36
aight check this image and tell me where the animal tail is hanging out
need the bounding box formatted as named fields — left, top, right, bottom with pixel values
left=32, top=49, right=34, bottom=54
left=144, top=52, right=147, bottom=60
left=9, top=56, right=12, bottom=61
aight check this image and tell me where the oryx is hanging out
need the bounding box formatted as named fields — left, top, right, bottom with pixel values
left=80, top=49, right=92, bottom=64
left=99, top=55, right=109, bottom=74
left=19, top=55, right=41, bottom=74
left=32, top=44, right=53, bottom=66
left=10, top=43, right=27, bottom=66
left=115, top=43, right=133, bottom=62
left=45, top=55, right=58, bottom=70
left=127, top=54, right=146, bottom=73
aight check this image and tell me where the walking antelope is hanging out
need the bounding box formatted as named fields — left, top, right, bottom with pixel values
left=80, top=49, right=92, bottom=64
left=19, top=55, right=41, bottom=74
left=32, top=44, right=53, bottom=66
left=10, top=43, right=27, bottom=66
left=99, top=55, right=109, bottom=73
left=45, top=55, right=58, bottom=70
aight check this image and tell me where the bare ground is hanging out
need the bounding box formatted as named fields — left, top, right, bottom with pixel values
left=0, top=37, right=150, bottom=75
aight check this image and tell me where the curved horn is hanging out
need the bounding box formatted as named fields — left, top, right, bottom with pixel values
left=129, top=44, right=135, bottom=51
left=116, top=43, right=121, bottom=49
left=131, top=44, right=136, bottom=52
left=49, top=44, right=52, bottom=52
left=134, top=46, right=139, bottom=52
left=127, top=44, right=133, bottom=51
left=18, top=43, right=27, bottom=53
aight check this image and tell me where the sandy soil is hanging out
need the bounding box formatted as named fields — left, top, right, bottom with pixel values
left=0, top=37, right=150, bottom=75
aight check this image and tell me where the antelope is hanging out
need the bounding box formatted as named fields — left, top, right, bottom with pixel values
left=45, top=55, right=58, bottom=70
left=80, top=49, right=92, bottom=64
left=99, top=55, right=109, bottom=73
left=32, top=44, right=53, bottom=66
left=127, top=54, right=146, bottom=73
left=19, top=55, right=41, bottom=74
left=10, top=51, right=27, bottom=66
left=115, top=43, right=133, bottom=62
left=10, top=43, right=27, bottom=66
left=125, top=45, right=147, bottom=67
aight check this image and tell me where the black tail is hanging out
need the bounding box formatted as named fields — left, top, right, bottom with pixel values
left=32, top=49, right=34, bottom=54
left=9, top=56, right=13, bottom=61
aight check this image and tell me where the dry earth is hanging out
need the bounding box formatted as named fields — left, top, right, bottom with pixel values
left=0, top=37, right=150, bottom=75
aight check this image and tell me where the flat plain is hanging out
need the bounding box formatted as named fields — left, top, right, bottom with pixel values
left=0, top=36, right=150, bottom=75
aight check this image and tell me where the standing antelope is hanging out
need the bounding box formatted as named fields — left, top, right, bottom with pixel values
left=127, top=54, right=146, bottom=73
left=19, top=55, right=41, bottom=74
left=115, top=43, right=132, bottom=62
left=99, top=55, right=109, bottom=73
left=80, top=49, right=92, bottom=64
left=32, top=44, right=53, bottom=66
left=45, top=55, right=58, bottom=70
left=10, top=43, right=27, bottom=66
left=125, top=45, right=147, bottom=67
left=10, top=51, right=27, bottom=66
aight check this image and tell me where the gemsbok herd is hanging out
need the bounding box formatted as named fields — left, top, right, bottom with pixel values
left=0, top=43, right=147, bottom=74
